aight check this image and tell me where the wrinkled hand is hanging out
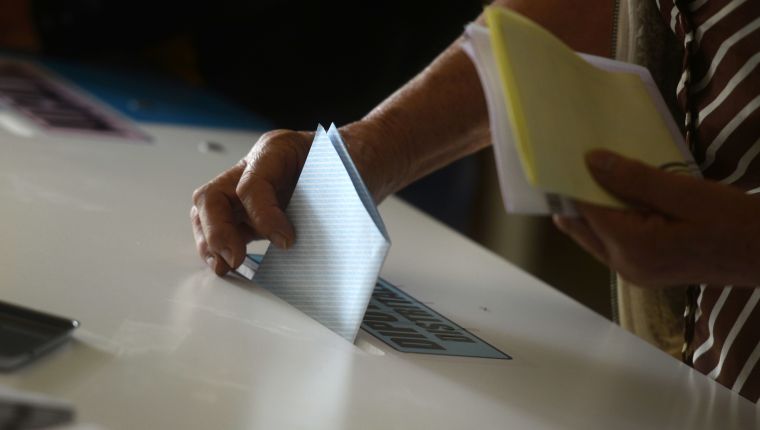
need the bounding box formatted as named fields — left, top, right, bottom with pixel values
left=191, top=130, right=313, bottom=275
left=554, top=150, right=760, bottom=288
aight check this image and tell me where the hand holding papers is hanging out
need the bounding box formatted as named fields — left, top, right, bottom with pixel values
left=253, top=125, right=391, bottom=342
left=462, top=7, right=696, bottom=214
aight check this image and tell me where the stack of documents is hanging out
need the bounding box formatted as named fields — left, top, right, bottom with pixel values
left=462, top=6, right=695, bottom=214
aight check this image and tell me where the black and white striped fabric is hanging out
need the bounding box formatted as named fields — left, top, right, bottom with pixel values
left=657, top=0, right=760, bottom=402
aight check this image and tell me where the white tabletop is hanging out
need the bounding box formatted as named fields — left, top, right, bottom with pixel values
left=0, top=123, right=757, bottom=429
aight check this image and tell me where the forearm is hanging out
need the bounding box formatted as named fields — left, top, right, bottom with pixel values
left=342, top=0, right=614, bottom=202
left=342, top=39, right=488, bottom=202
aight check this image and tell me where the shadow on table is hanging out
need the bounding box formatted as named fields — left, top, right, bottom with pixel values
left=4, top=337, right=113, bottom=396
left=391, top=332, right=757, bottom=430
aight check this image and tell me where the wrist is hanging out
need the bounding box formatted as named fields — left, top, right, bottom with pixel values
left=340, top=116, right=411, bottom=204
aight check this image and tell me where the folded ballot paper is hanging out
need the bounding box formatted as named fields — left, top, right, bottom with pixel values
left=462, top=6, right=696, bottom=215
left=252, top=124, right=390, bottom=342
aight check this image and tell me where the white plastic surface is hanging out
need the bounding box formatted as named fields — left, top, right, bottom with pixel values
left=0, top=124, right=757, bottom=429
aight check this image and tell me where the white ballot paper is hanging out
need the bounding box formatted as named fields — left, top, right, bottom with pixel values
left=253, top=124, right=391, bottom=342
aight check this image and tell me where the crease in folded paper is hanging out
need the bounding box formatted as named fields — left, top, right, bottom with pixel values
left=326, top=124, right=390, bottom=242
left=253, top=125, right=390, bottom=342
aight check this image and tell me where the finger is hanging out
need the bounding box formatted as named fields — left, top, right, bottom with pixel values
left=193, top=203, right=259, bottom=273
left=191, top=205, right=231, bottom=275
left=196, top=188, right=244, bottom=270
left=236, top=135, right=309, bottom=249
left=237, top=171, right=294, bottom=249
left=191, top=206, right=230, bottom=275
left=585, top=149, right=703, bottom=218
left=193, top=165, right=248, bottom=271
left=553, top=213, right=610, bottom=264
left=230, top=207, right=261, bottom=244
left=190, top=205, right=209, bottom=259
left=573, top=201, right=698, bottom=287
left=574, top=200, right=670, bottom=245
left=573, top=202, right=642, bottom=254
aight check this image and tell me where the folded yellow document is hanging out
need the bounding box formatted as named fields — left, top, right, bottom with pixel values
left=482, top=6, right=693, bottom=209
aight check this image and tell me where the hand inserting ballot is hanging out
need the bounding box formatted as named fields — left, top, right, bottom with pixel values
left=191, top=130, right=313, bottom=275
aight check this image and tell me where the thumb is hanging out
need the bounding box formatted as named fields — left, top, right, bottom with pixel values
left=585, top=149, right=698, bottom=218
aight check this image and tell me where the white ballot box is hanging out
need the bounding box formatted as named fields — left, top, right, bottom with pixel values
left=0, top=64, right=757, bottom=429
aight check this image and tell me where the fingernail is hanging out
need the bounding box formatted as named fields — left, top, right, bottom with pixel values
left=586, top=150, right=618, bottom=172
left=205, top=255, right=216, bottom=268
left=552, top=214, right=568, bottom=231
left=270, top=232, right=290, bottom=249
left=220, top=248, right=235, bottom=267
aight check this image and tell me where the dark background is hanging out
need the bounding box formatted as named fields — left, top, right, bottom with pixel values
left=32, top=0, right=483, bottom=129
left=29, top=0, right=485, bottom=231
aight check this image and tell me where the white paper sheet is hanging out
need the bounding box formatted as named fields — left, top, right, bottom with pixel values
left=253, top=124, right=391, bottom=342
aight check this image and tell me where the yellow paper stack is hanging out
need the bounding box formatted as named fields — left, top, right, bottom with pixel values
left=481, top=6, right=692, bottom=209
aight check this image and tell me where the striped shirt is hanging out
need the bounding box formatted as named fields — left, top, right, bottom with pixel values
left=656, top=0, right=760, bottom=402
